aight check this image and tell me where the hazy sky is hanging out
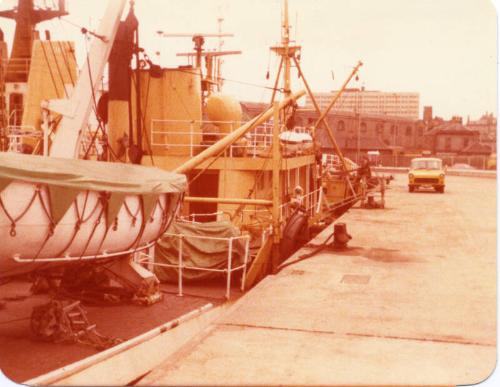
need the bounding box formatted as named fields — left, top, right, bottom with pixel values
left=0, top=0, right=497, bottom=120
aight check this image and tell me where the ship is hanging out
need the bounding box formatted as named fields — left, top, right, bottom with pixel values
left=0, top=0, right=384, bottom=382
left=0, top=0, right=369, bottom=294
left=92, top=0, right=369, bottom=295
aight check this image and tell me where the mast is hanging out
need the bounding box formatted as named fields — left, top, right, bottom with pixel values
left=270, top=0, right=362, bottom=174
left=283, top=0, right=291, bottom=97
left=0, top=0, right=68, bottom=82
left=270, top=0, right=299, bottom=100
left=160, top=31, right=240, bottom=100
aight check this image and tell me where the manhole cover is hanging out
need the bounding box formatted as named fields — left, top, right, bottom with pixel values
left=341, top=274, right=371, bottom=285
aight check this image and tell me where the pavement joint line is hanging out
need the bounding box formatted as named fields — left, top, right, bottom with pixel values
left=219, top=322, right=495, bottom=348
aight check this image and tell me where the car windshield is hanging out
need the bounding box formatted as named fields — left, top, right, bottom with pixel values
left=411, top=159, right=442, bottom=170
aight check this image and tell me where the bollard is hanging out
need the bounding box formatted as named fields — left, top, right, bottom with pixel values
left=333, top=223, right=352, bottom=250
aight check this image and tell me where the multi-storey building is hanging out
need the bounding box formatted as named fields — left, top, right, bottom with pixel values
left=305, top=88, right=420, bottom=120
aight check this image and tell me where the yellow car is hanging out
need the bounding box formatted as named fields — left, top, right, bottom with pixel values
left=408, top=157, right=445, bottom=193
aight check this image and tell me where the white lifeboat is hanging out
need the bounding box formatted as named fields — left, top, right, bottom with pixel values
left=279, top=130, right=313, bottom=156
left=0, top=152, right=186, bottom=278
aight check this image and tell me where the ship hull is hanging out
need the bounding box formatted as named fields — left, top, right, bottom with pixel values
left=0, top=181, right=182, bottom=278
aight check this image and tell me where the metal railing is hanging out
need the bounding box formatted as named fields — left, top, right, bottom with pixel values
left=5, top=125, right=43, bottom=153
left=150, top=119, right=311, bottom=159
left=279, top=186, right=324, bottom=221
left=137, top=232, right=251, bottom=300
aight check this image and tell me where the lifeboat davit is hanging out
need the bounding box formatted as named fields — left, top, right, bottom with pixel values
left=0, top=152, right=186, bottom=278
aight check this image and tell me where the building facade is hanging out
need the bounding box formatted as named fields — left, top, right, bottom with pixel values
left=305, top=89, right=420, bottom=120
left=241, top=101, right=492, bottom=168
left=466, top=113, right=496, bottom=150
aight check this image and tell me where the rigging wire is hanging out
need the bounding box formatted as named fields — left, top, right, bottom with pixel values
left=59, top=17, right=106, bottom=41
left=129, top=65, right=155, bottom=166
left=174, top=67, right=284, bottom=93
left=81, top=32, right=106, bottom=160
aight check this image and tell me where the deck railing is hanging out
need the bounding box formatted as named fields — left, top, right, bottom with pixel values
left=150, top=118, right=310, bottom=159
left=137, top=232, right=251, bottom=300
left=5, top=125, right=43, bottom=153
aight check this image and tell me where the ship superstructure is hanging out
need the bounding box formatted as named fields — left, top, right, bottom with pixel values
left=100, top=0, right=366, bottom=288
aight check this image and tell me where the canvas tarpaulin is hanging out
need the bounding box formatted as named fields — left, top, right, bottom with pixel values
left=0, top=152, right=186, bottom=194
left=0, top=152, right=186, bottom=227
left=154, top=220, right=246, bottom=282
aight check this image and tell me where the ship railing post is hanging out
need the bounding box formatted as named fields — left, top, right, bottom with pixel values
left=316, top=188, right=323, bottom=214
left=241, top=235, right=250, bottom=292
left=226, top=237, right=233, bottom=299
left=178, top=235, right=184, bottom=297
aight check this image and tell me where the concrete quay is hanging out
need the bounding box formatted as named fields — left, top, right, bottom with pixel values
left=140, top=174, right=496, bottom=386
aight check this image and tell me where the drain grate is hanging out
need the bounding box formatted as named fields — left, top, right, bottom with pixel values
left=341, top=274, right=371, bottom=285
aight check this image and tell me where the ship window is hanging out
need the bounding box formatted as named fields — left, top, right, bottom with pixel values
left=360, top=122, right=367, bottom=133
left=337, top=120, right=345, bottom=132
left=376, top=123, right=383, bottom=134
left=405, top=126, right=412, bottom=136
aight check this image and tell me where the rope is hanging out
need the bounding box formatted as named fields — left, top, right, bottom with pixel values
left=140, top=70, right=155, bottom=166
left=276, top=232, right=335, bottom=273
left=81, top=36, right=107, bottom=160
left=130, top=68, right=155, bottom=165
left=0, top=316, right=31, bottom=325
left=77, top=205, right=106, bottom=260
left=0, top=187, right=39, bottom=237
